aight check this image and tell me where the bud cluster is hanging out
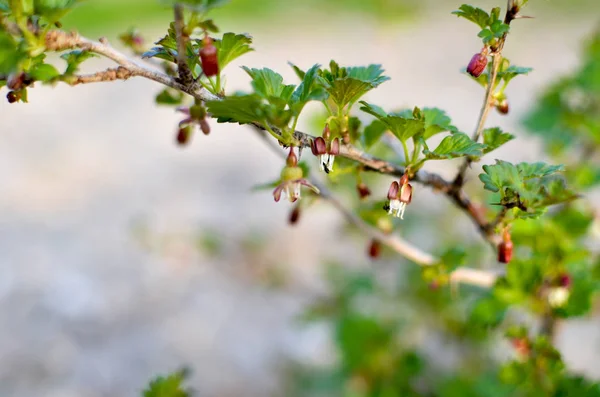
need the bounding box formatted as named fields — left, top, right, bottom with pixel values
left=386, top=174, right=413, bottom=219
left=310, top=124, right=340, bottom=174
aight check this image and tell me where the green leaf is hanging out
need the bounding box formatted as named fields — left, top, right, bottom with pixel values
left=155, top=88, right=184, bottom=105
left=0, top=32, right=26, bottom=74
left=482, top=127, right=515, bottom=154
left=29, top=63, right=60, bottom=82
left=215, top=32, right=253, bottom=71
left=421, top=108, right=458, bottom=139
left=60, top=50, right=97, bottom=75
left=290, top=63, right=328, bottom=113
left=479, top=160, right=574, bottom=217
left=143, top=369, right=191, bottom=397
left=242, top=67, right=295, bottom=102
left=288, top=62, right=306, bottom=80
left=452, top=5, right=490, bottom=29
left=423, top=132, right=486, bottom=160
left=206, top=94, right=264, bottom=124
left=142, top=47, right=176, bottom=63
left=318, top=61, right=389, bottom=109
left=362, top=119, right=387, bottom=149
left=33, top=0, right=78, bottom=22
left=498, top=65, right=533, bottom=84
left=0, top=0, right=9, bottom=12
left=359, top=101, right=425, bottom=142
left=164, top=0, right=229, bottom=13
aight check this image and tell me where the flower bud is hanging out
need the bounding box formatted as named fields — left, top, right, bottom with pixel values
left=7, top=72, right=25, bottom=91
left=310, top=137, right=327, bottom=156
left=467, top=52, right=488, bottom=78
left=329, top=137, right=340, bottom=155
left=356, top=183, right=371, bottom=200
left=286, top=149, right=298, bottom=167
left=368, top=239, right=381, bottom=259
left=199, top=37, right=219, bottom=77
left=387, top=181, right=399, bottom=200
left=176, top=125, right=192, bottom=146
left=289, top=205, right=301, bottom=225
left=322, top=124, right=331, bottom=140
left=558, top=273, right=572, bottom=289
left=199, top=119, right=211, bottom=135
left=496, top=99, right=509, bottom=115
left=6, top=91, right=18, bottom=103
left=511, top=338, right=530, bottom=358
left=497, top=230, right=513, bottom=263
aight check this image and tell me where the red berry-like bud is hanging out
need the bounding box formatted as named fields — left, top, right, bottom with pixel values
left=368, top=239, right=381, bottom=259
left=199, top=37, right=219, bottom=77
left=558, top=273, right=572, bottom=289
left=6, top=91, right=18, bottom=103
left=496, top=99, right=509, bottom=115
left=356, top=183, right=371, bottom=200
left=289, top=205, right=301, bottom=225
left=467, top=52, right=488, bottom=78
left=286, top=148, right=298, bottom=167
left=176, top=125, right=192, bottom=146
left=497, top=229, right=513, bottom=263
left=199, top=119, right=211, bottom=135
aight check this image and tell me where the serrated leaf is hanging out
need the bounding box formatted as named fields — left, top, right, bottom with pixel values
left=290, top=63, right=328, bottom=113
left=479, top=160, right=574, bottom=217
left=142, top=47, right=176, bottom=62
left=319, top=61, right=389, bottom=109
left=33, top=0, right=78, bottom=22
left=452, top=4, right=490, bottom=29
left=421, top=108, right=458, bottom=139
left=499, top=65, right=533, bottom=84
left=143, top=369, right=191, bottom=397
left=206, top=94, right=264, bottom=124
left=60, top=50, right=97, bottom=75
left=423, top=132, right=486, bottom=160
left=216, top=32, right=253, bottom=70
left=359, top=101, right=425, bottom=142
left=29, top=63, right=60, bottom=82
left=242, top=67, right=295, bottom=102
left=288, top=62, right=306, bottom=80
left=0, top=32, right=26, bottom=74
left=362, top=119, right=387, bottom=149
left=483, top=127, right=515, bottom=154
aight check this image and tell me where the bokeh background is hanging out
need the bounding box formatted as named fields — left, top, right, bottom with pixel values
left=1, top=0, right=599, bottom=396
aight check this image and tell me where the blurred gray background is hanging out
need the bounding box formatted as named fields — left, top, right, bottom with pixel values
left=1, top=0, right=599, bottom=396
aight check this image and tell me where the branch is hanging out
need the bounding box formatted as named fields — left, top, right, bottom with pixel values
left=68, top=66, right=133, bottom=85
left=173, top=3, right=195, bottom=87
left=255, top=128, right=499, bottom=289
left=44, top=29, right=502, bottom=248
left=452, top=1, right=520, bottom=188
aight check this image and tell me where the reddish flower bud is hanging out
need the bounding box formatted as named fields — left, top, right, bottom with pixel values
left=286, top=148, right=298, bottom=167
left=7, top=72, right=25, bottom=91
left=176, top=125, right=192, bottom=146
left=199, top=37, right=219, bottom=77
left=496, top=99, right=509, bottom=115
left=511, top=338, right=530, bottom=358
left=289, top=205, right=301, bottom=225
left=558, top=273, right=572, bottom=289
left=387, top=181, right=399, bottom=200
left=497, top=230, right=513, bottom=263
left=467, top=52, right=488, bottom=78
left=399, top=183, right=412, bottom=204
left=368, top=239, right=381, bottom=259
left=356, top=183, right=371, bottom=200
left=322, top=124, right=331, bottom=140
left=199, top=119, right=211, bottom=135
left=329, top=137, right=340, bottom=155
left=311, top=137, right=327, bottom=156
left=6, top=91, right=18, bottom=103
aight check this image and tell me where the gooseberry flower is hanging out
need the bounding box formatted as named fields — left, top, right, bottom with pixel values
left=311, top=124, right=340, bottom=173
left=497, top=229, right=513, bottom=264
left=387, top=174, right=412, bottom=219
left=548, top=273, right=572, bottom=308
left=273, top=149, right=320, bottom=203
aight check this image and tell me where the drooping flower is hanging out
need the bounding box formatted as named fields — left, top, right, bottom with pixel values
left=199, top=36, right=219, bottom=77
left=311, top=124, right=340, bottom=174
left=386, top=174, right=412, bottom=219
left=497, top=229, right=513, bottom=263
left=273, top=149, right=320, bottom=203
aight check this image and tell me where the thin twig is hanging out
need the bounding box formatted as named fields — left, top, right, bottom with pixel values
left=67, top=67, right=133, bottom=85
left=173, top=3, right=194, bottom=86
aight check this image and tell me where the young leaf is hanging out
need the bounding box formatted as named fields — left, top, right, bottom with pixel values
left=242, top=67, right=295, bottom=101
left=0, top=32, right=26, bottom=74
left=318, top=61, right=389, bottom=109
left=421, top=108, right=458, bottom=139
left=142, top=47, right=176, bottom=63
left=483, top=127, right=515, bottom=154
left=452, top=5, right=490, bottom=29
left=423, top=132, right=486, bottom=160
left=291, top=64, right=328, bottom=112
left=143, top=369, right=191, bottom=397
left=362, top=119, right=387, bottom=149
left=155, top=88, right=184, bottom=105
left=206, top=95, right=265, bottom=124
left=215, top=32, right=253, bottom=70
left=359, top=101, right=425, bottom=142
left=498, top=65, right=533, bottom=84
left=33, top=0, right=78, bottom=22
left=29, top=63, right=60, bottom=82
left=60, top=50, right=97, bottom=75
